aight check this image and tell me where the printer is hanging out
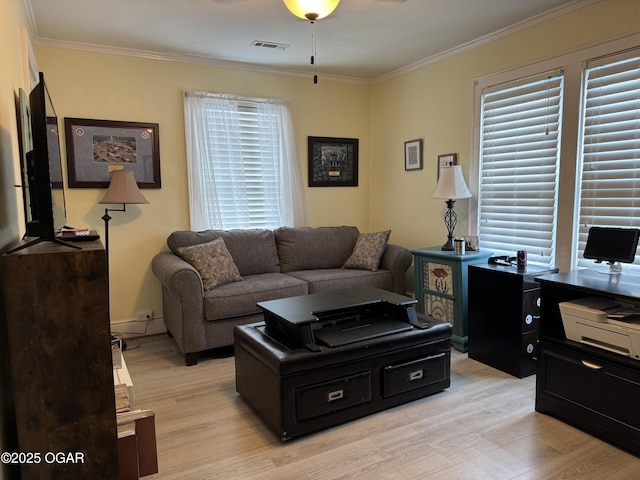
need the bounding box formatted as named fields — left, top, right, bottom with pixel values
left=559, top=296, right=640, bottom=360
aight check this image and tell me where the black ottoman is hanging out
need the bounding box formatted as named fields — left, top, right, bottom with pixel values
left=234, top=315, right=452, bottom=441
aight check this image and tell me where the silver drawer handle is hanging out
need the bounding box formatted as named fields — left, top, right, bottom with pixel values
left=581, top=360, right=603, bottom=370
left=327, top=389, right=344, bottom=402
left=409, top=370, right=423, bottom=381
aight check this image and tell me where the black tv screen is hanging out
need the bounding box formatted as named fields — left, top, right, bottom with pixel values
left=583, top=227, right=640, bottom=264
left=10, top=72, right=71, bottom=253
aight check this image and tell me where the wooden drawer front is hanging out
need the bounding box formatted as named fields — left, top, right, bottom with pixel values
left=295, top=372, right=372, bottom=422
left=382, top=353, right=448, bottom=398
left=543, top=348, right=640, bottom=430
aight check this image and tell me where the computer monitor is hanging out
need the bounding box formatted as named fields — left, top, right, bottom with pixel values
left=583, top=226, right=640, bottom=274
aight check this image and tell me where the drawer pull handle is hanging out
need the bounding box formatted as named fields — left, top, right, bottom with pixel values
left=581, top=360, right=603, bottom=370
left=327, top=389, right=344, bottom=402
left=409, top=370, right=423, bottom=381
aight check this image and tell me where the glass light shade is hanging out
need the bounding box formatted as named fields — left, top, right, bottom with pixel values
left=283, top=0, right=340, bottom=21
left=432, top=165, right=472, bottom=200
left=99, top=170, right=149, bottom=205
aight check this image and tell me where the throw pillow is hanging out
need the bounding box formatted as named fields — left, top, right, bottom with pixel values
left=177, top=238, right=242, bottom=290
left=342, top=230, right=391, bottom=272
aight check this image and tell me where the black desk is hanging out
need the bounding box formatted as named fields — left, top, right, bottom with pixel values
left=535, top=269, right=640, bottom=457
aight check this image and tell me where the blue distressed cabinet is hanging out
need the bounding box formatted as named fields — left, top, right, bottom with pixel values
left=411, top=247, right=492, bottom=352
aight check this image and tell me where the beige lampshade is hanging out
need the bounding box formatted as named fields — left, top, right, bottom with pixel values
left=99, top=170, right=149, bottom=205
left=432, top=165, right=472, bottom=200
left=283, top=0, right=340, bottom=21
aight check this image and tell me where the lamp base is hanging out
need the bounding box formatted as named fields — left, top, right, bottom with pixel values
left=441, top=198, right=456, bottom=251
left=441, top=240, right=454, bottom=251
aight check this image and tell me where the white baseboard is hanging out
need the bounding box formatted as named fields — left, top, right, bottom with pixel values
left=111, top=316, right=167, bottom=338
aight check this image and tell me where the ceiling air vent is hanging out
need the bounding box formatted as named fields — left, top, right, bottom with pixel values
left=251, top=40, right=289, bottom=51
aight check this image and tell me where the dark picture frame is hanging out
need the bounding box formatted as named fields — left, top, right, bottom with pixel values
left=404, top=139, right=423, bottom=171
left=437, top=152, right=457, bottom=179
left=64, top=117, right=161, bottom=188
left=308, top=136, right=358, bottom=187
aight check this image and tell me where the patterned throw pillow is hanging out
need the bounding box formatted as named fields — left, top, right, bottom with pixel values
left=342, top=230, right=391, bottom=271
left=177, top=238, right=242, bottom=290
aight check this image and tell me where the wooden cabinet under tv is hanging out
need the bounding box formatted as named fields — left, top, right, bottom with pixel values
left=535, top=270, right=640, bottom=457
left=0, top=240, right=119, bottom=479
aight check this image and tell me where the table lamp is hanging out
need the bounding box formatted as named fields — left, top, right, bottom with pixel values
left=431, top=165, right=472, bottom=251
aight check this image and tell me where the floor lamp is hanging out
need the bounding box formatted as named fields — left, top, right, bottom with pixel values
left=432, top=165, right=472, bottom=251
left=99, top=170, right=149, bottom=274
left=99, top=170, right=149, bottom=345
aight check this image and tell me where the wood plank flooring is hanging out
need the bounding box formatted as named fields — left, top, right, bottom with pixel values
left=123, top=334, right=640, bottom=479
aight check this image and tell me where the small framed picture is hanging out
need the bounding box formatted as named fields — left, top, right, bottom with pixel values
left=404, top=139, right=423, bottom=171
left=437, top=153, right=457, bottom=179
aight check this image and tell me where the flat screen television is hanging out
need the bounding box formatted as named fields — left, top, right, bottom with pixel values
left=10, top=72, right=76, bottom=253
left=583, top=226, right=640, bottom=274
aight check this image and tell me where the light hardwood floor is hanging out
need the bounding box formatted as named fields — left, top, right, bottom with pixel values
left=123, top=334, right=640, bottom=479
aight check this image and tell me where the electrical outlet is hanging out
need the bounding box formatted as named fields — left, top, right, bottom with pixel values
left=136, top=310, right=153, bottom=322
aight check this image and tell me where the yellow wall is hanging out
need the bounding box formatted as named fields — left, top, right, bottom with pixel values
left=34, top=48, right=373, bottom=323
left=0, top=0, right=29, bottom=251
left=371, top=0, right=640, bottom=255
left=0, top=1, right=31, bottom=476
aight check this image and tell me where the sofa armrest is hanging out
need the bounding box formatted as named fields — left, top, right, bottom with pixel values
left=151, top=252, right=207, bottom=356
left=379, top=243, right=412, bottom=295
left=152, top=252, right=203, bottom=296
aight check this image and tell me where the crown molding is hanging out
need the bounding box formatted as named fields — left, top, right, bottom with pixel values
left=24, top=0, right=600, bottom=86
left=372, top=0, right=601, bottom=84
left=33, top=36, right=372, bottom=85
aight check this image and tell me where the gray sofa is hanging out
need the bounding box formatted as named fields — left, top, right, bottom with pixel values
left=151, top=226, right=412, bottom=365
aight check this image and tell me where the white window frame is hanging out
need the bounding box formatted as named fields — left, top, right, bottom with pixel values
left=471, top=32, right=640, bottom=272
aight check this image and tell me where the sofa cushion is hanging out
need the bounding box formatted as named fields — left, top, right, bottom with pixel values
left=167, top=229, right=280, bottom=276
left=275, top=226, right=359, bottom=273
left=342, top=230, right=391, bottom=271
left=286, top=268, right=393, bottom=294
left=177, top=238, right=243, bottom=290
left=204, top=273, right=308, bottom=321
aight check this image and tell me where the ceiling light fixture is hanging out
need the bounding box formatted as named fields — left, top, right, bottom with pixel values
left=283, top=0, right=340, bottom=23
left=283, top=1, right=339, bottom=84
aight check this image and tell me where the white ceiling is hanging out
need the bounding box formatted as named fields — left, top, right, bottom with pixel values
left=25, top=0, right=595, bottom=82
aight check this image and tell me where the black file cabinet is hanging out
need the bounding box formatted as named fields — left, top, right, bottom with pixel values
left=468, top=263, right=557, bottom=378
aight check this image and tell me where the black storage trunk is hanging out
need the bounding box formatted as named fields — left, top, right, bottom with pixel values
left=234, top=318, right=452, bottom=441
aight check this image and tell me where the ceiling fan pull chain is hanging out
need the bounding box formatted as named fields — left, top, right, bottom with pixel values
left=313, top=29, right=318, bottom=84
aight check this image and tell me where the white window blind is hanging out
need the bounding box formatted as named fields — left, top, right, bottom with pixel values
left=215, top=103, right=280, bottom=229
left=576, top=49, right=640, bottom=270
left=183, top=92, right=308, bottom=230
left=477, top=71, right=563, bottom=266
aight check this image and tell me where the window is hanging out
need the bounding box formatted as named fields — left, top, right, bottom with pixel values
left=575, top=50, right=640, bottom=271
left=476, top=71, right=563, bottom=267
left=183, top=91, right=308, bottom=230
left=472, top=33, right=640, bottom=272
